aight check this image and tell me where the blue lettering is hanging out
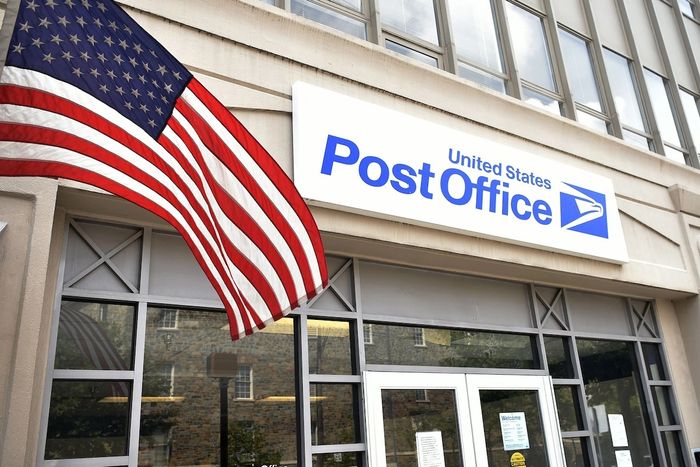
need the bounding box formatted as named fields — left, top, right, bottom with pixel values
left=440, top=168, right=473, bottom=205
left=359, top=156, right=389, bottom=187
left=321, top=135, right=360, bottom=175
left=391, top=164, right=418, bottom=194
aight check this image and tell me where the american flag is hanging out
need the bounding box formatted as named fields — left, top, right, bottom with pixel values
left=0, top=0, right=328, bottom=339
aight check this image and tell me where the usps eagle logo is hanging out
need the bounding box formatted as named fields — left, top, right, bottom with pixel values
left=560, top=183, right=609, bottom=239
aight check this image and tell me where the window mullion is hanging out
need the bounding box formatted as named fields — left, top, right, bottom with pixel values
left=493, top=0, right=523, bottom=99
left=541, top=0, right=575, bottom=119
left=127, top=302, right=148, bottom=467
left=437, top=0, right=458, bottom=74
left=366, top=0, right=382, bottom=44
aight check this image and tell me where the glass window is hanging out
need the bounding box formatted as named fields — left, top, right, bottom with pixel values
left=577, top=110, right=609, bottom=134
left=643, top=343, right=667, bottom=380
left=364, top=323, right=374, bottom=345
left=680, top=89, right=700, bottom=151
left=365, top=323, right=539, bottom=369
left=652, top=386, right=677, bottom=426
left=679, top=0, right=696, bottom=17
left=644, top=69, right=682, bottom=148
left=662, top=431, right=685, bottom=467
left=292, top=0, right=367, bottom=39
left=139, top=309, right=298, bottom=466
left=554, top=385, right=583, bottom=431
left=505, top=2, right=557, bottom=91
left=308, top=319, right=354, bottom=374
left=386, top=40, right=439, bottom=67
left=577, top=339, right=654, bottom=467
left=544, top=336, right=574, bottom=379
left=45, top=380, right=131, bottom=459
left=448, top=0, right=503, bottom=73
left=330, top=0, right=362, bottom=12
left=457, top=63, right=507, bottom=93
left=414, top=327, right=426, bottom=346
left=312, top=452, right=362, bottom=467
left=562, top=437, right=591, bottom=467
left=157, top=309, right=177, bottom=329
left=603, top=49, right=647, bottom=132
left=623, top=128, right=652, bottom=150
left=522, top=87, right=562, bottom=115
left=665, top=145, right=687, bottom=164
left=379, top=0, right=439, bottom=44
left=310, top=384, right=360, bottom=445
left=559, top=30, right=602, bottom=112
left=55, top=301, right=135, bottom=371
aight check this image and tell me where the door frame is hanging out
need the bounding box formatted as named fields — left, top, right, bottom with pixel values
left=363, top=371, right=565, bottom=467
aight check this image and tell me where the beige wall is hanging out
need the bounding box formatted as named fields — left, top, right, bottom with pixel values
left=0, top=178, right=58, bottom=466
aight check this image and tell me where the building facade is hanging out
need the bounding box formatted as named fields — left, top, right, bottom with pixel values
left=2, top=0, right=700, bottom=466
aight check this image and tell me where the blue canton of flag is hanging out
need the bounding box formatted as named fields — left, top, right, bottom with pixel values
left=7, top=0, right=191, bottom=138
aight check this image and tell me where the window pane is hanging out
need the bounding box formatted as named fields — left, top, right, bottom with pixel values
left=380, top=0, right=439, bottom=44
left=505, top=2, right=556, bottom=91
left=545, top=336, right=574, bottom=379
left=522, top=87, right=562, bottom=115
left=653, top=386, right=677, bottom=426
left=448, top=0, right=503, bottom=72
left=310, top=384, right=359, bottom=445
left=559, top=30, right=602, bottom=112
left=386, top=40, right=439, bottom=67
left=139, top=309, right=298, bottom=466
left=365, top=323, right=539, bottom=369
left=577, top=110, right=609, bottom=134
left=45, top=380, right=131, bottom=459
left=603, top=49, right=646, bottom=131
left=662, top=431, right=685, bottom=467
left=330, top=0, right=361, bottom=12
left=642, top=343, right=667, bottom=380
left=292, top=0, right=367, bottom=39
left=680, top=0, right=695, bottom=17
left=308, top=320, right=354, bottom=375
left=622, top=129, right=652, bottom=150
left=562, top=438, right=591, bottom=467
left=313, top=452, right=361, bottom=467
left=554, top=385, right=583, bottom=431
left=644, top=69, right=682, bottom=147
left=457, top=63, right=507, bottom=93
left=55, top=301, right=135, bottom=371
left=577, top=339, right=654, bottom=467
left=680, top=90, right=700, bottom=149
left=665, top=145, right=687, bottom=164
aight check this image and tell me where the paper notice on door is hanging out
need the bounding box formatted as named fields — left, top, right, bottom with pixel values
left=416, top=431, right=446, bottom=467
left=608, top=414, right=629, bottom=447
left=500, top=412, right=530, bottom=451
left=615, top=450, right=633, bottom=467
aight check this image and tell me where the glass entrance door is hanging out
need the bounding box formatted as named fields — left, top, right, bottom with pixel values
left=364, top=372, right=565, bottom=467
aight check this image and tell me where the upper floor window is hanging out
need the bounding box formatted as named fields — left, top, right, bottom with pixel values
left=234, top=365, right=254, bottom=399
left=157, top=309, right=178, bottom=329
left=379, top=0, right=439, bottom=45
left=680, top=89, right=700, bottom=158
left=679, top=0, right=697, bottom=18
left=644, top=69, right=687, bottom=164
left=291, top=0, right=367, bottom=39
left=414, top=327, right=426, bottom=346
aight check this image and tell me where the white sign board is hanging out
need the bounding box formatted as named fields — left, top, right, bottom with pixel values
left=293, top=82, right=628, bottom=263
left=415, top=431, right=446, bottom=467
left=615, top=450, right=633, bottom=467
left=499, top=412, right=530, bottom=451
left=608, top=414, right=629, bottom=448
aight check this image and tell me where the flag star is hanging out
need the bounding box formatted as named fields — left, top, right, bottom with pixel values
left=150, top=49, right=157, bottom=58
left=87, top=35, right=98, bottom=46
left=147, top=91, right=155, bottom=99
left=140, top=103, right=149, bottom=113
left=61, top=50, right=74, bottom=60
left=93, top=18, right=103, bottom=28
left=151, top=79, right=160, bottom=88
left=69, top=34, right=81, bottom=45
left=160, top=95, right=168, bottom=103
left=104, top=36, right=114, bottom=47
left=108, top=21, right=118, bottom=31
left=142, top=62, right=151, bottom=72
left=99, top=83, right=109, bottom=93
left=26, top=0, right=40, bottom=11
left=113, top=54, right=124, bottom=65
left=89, top=68, right=100, bottom=78
left=129, top=57, right=138, bottom=67
left=50, top=34, right=63, bottom=45
left=57, top=16, right=70, bottom=27
left=31, top=37, right=45, bottom=48
left=96, top=52, right=107, bottom=63
left=45, top=0, right=58, bottom=8
left=19, top=21, right=32, bottom=33
left=106, top=69, right=117, bottom=79
left=76, top=16, right=87, bottom=27
left=11, top=43, right=25, bottom=54
left=147, top=119, right=157, bottom=128
left=124, top=101, right=134, bottom=110
left=173, top=72, right=183, bottom=81
left=97, top=1, right=107, bottom=12
left=123, top=26, right=132, bottom=35
left=131, top=88, right=141, bottom=98
left=133, top=43, right=143, bottom=54
left=38, top=17, right=52, bottom=28
left=82, top=0, right=91, bottom=9
left=138, top=75, right=147, bottom=84
left=80, top=51, right=90, bottom=61
left=163, top=83, right=173, bottom=94
left=118, top=39, right=128, bottom=50
left=156, top=65, right=168, bottom=76
left=72, top=67, right=84, bottom=77
left=122, top=71, right=132, bottom=82
left=115, top=86, right=125, bottom=95
left=65, top=0, right=76, bottom=7
left=42, top=52, right=55, bottom=63
left=155, top=107, right=164, bottom=116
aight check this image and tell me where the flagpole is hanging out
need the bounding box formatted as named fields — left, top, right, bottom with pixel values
left=0, top=0, right=21, bottom=74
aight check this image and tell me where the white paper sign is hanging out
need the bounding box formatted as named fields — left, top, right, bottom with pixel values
left=500, top=412, right=530, bottom=451
left=416, top=431, right=446, bottom=467
left=608, top=414, right=629, bottom=447
left=293, top=82, right=628, bottom=263
left=615, top=450, right=633, bottom=467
